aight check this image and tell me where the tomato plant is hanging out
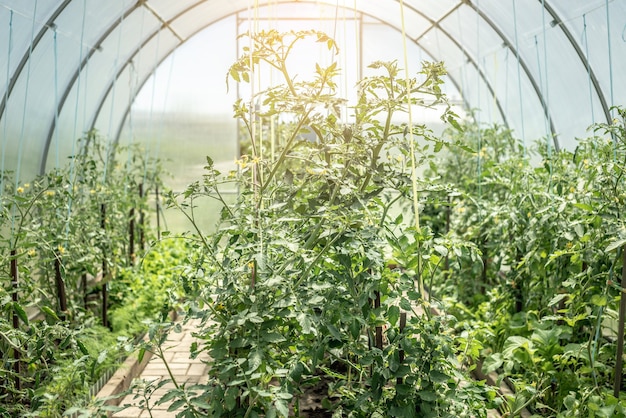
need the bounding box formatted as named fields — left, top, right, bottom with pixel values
left=163, top=30, right=494, bottom=417
left=427, top=108, right=626, bottom=416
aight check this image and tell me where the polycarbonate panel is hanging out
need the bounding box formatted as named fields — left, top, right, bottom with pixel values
left=415, top=26, right=480, bottom=113
left=555, top=0, right=626, bottom=116
left=1, top=29, right=59, bottom=181
left=440, top=4, right=505, bottom=65
left=93, top=30, right=180, bottom=142
left=1, top=0, right=625, bottom=178
left=79, top=7, right=163, bottom=127
left=60, top=0, right=136, bottom=49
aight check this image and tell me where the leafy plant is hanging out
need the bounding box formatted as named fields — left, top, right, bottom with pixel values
left=164, top=29, right=493, bottom=417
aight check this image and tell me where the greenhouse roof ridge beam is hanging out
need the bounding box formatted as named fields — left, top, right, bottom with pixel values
left=39, top=1, right=146, bottom=175
left=412, top=2, right=463, bottom=44
left=141, top=0, right=185, bottom=43
left=539, top=0, right=611, bottom=126
left=111, top=3, right=480, bottom=147
left=464, top=0, right=559, bottom=150
left=0, top=0, right=72, bottom=123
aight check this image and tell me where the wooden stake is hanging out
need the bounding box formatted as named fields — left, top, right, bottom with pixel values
left=375, top=291, right=383, bottom=350
left=101, top=203, right=109, bottom=328
left=444, top=196, right=451, bottom=277
left=155, top=185, right=161, bottom=241
left=614, top=246, right=626, bottom=396
left=129, top=207, right=135, bottom=265
left=10, top=249, right=21, bottom=391
left=54, top=255, right=67, bottom=320
left=397, top=312, right=407, bottom=385
left=81, top=273, right=87, bottom=309
left=139, top=183, right=145, bottom=252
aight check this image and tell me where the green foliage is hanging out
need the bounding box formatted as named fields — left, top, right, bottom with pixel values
left=0, top=130, right=165, bottom=416
left=426, top=107, right=626, bottom=416
left=164, top=30, right=493, bottom=417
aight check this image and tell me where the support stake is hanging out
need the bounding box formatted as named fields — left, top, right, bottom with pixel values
left=129, top=207, right=135, bottom=265
left=139, top=183, right=145, bottom=253
left=54, top=255, right=67, bottom=320
left=397, top=312, right=407, bottom=385
left=375, top=291, right=383, bottom=350
left=155, top=185, right=161, bottom=241
left=614, top=246, right=626, bottom=396
left=10, top=249, right=21, bottom=391
left=101, top=203, right=109, bottom=328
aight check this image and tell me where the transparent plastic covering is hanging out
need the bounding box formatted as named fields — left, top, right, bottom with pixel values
left=0, top=0, right=624, bottom=182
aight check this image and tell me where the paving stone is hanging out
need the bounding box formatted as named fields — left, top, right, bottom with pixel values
left=105, top=315, right=214, bottom=417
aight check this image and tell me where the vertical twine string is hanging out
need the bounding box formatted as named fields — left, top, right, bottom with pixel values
left=103, top=12, right=126, bottom=184
left=1, top=9, right=14, bottom=203
left=142, top=30, right=162, bottom=186
left=15, top=0, right=39, bottom=191
left=398, top=0, right=419, bottom=233
left=582, top=14, right=596, bottom=124
left=534, top=35, right=548, bottom=140
left=512, top=0, right=526, bottom=153
left=65, top=0, right=88, bottom=240
left=53, top=27, right=59, bottom=169
left=604, top=0, right=616, bottom=156
left=476, top=0, right=482, bottom=204
left=605, top=0, right=615, bottom=112
left=153, top=49, right=176, bottom=174
left=541, top=0, right=551, bottom=156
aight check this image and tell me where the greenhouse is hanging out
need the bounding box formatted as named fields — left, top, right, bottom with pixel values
left=1, top=0, right=626, bottom=417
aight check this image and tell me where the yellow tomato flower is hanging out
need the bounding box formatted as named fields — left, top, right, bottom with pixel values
left=46, top=190, right=55, bottom=196
left=27, top=249, right=36, bottom=257
left=16, top=187, right=24, bottom=194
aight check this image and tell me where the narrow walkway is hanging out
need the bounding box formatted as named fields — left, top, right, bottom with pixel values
left=113, top=317, right=210, bottom=418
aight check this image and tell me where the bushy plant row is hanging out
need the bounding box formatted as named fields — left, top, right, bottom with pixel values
left=426, top=108, right=626, bottom=417
left=158, top=30, right=495, bottom=418
left=0, top=132, right=171, bottom=417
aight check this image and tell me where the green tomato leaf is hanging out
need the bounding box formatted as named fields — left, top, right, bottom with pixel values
left=41, top=306, right=60, bottom=322
left=262, top=333, right=286, bottom=343
left=388, top=305, right=400, bottom=327
left=248, top=350, right=264, bottom=372
left=275, top=399, right=289, bottom=417
left=605, top=237, right=626, bottom=253
left=12, top=302, right=29, bottom=326
left=547, top=293, right=568, bottom=307
left=482, top=353, right=503, bottom=374
left=77, top=340, right=89, bottom=356
left=590, top=294, right=607, bottom=307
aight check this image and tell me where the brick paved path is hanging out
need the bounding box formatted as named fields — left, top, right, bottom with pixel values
left=112, top=317, right=209, bottom=418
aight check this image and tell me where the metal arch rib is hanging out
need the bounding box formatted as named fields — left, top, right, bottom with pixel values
left=461, top=0, right=559, bottom=150
left=84, top=0, right=509, bottom=155
left=0, top=0, right=72, bottom=123
left=540, top=0, right=612, bottom=125
left=39, top=2, right=143, bottom=175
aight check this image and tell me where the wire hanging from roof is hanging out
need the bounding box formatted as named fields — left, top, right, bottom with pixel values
left=511, top=0, right=526, bottom=153
left=0, top=9, right=13, bottom=203
left=398, top=0, right=419, bottom=232
left=582, top=14, right=596, bottom=124
left=15, top=0, right=38, bottom=192
left=541, top=0, right=551, bottom=157
left=53, top=27, right=59, bottom=168
left=476, top=0, right=482, bottom=203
